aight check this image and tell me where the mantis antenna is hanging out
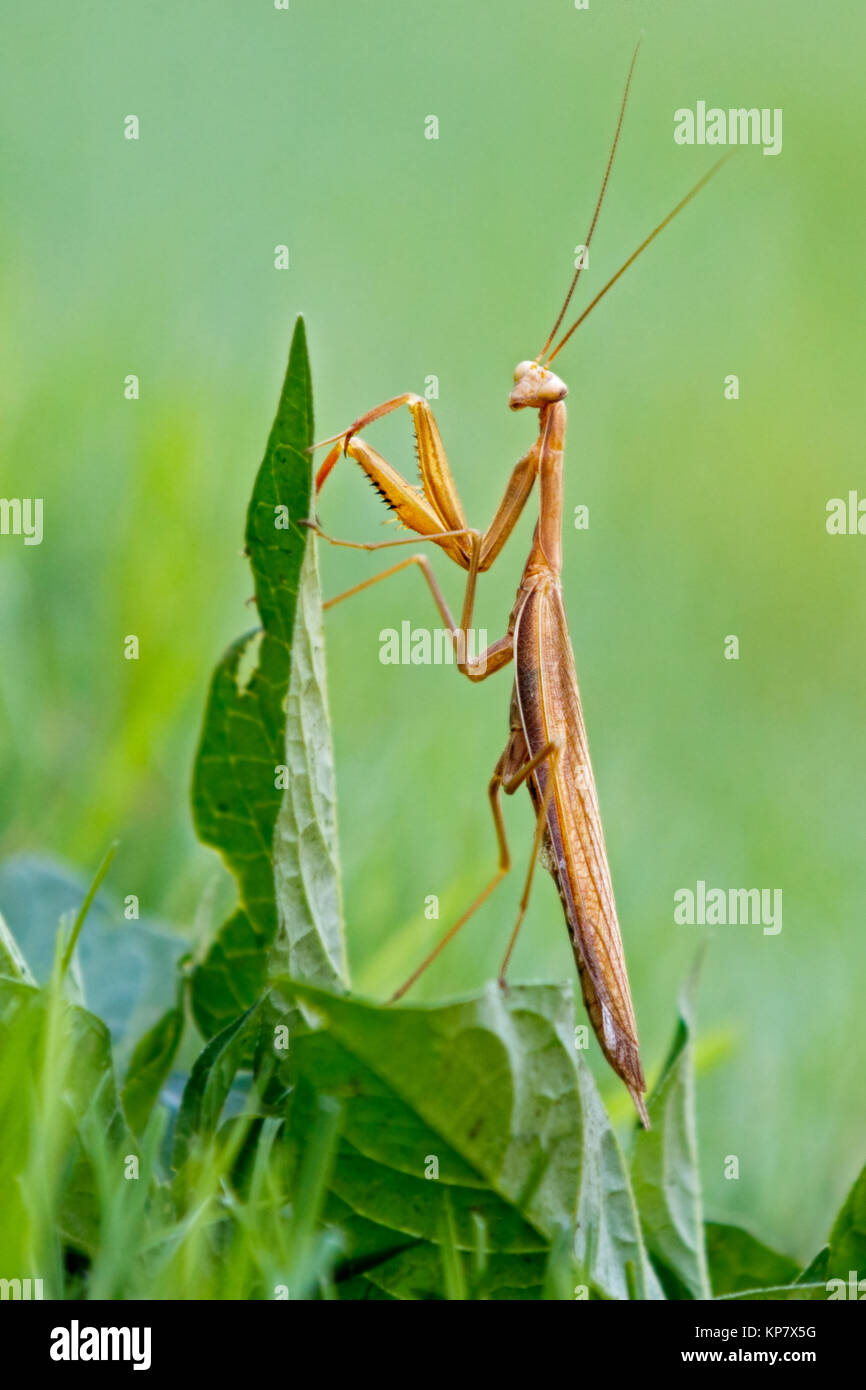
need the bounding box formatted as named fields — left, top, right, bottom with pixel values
left=542, top=152, right=732, bottom=366
left=537, top=38, right=642, bottom=361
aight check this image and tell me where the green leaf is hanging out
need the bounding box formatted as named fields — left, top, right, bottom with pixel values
left=122, top=1006, right=184, bottom=1136
left=360, top=1240, right=545, bottom=1301
left=191, top=316, right=346, bottom=1039
left=0, top=977, right=126, bottom=1257
left=712, top=1242, right=830, bottom=1302
left=631, top=971, right=710, bottom=1299
left=0, top=909, right=35, bottom=983
left=0, top=983, right=120, bottom=1133
left=269, top=533, right=346, bottom=989
left=716, top=1284, right=828, bottom=1301
left=278, top=979, right=663, bottom=1301
left=59, top=842, right=117, bottom=977
left=0, top=853, right=184, bottom=1054
left=827, top=1162, right=866, bottom=1289
left=797, top=1246, right=829, bottom=1285
left=173, top=1000, right=265, bottom=1168
left=705, top=1221, right=798, bottom=1297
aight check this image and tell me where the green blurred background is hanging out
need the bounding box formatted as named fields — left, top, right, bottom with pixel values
left=1, top=0, right=863, bottom=1259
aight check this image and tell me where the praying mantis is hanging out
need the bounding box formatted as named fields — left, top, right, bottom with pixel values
left=308, top=46, right=727, bottom=1125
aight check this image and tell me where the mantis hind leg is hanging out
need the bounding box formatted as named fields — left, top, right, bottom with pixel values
left=389, top=766, right=512, bottom=1003
left=389, top=732, right=560, bottom=1002
left=497, top=740, right=561, bottom=987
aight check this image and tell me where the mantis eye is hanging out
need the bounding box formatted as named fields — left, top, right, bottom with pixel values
left=513, top=360, right=535, bottom=381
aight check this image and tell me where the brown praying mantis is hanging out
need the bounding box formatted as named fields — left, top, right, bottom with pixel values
left=307, top=46, right=728, bottom=1126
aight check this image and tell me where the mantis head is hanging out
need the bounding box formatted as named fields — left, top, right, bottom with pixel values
left=509, top=361, right=567, bottom=411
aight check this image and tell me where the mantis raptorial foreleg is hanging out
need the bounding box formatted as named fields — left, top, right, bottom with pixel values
left=310, top=393, right=549, bottom=680
left=314, top=393, right=544, bottom=574
left=315, top=394, right=472, bottom=570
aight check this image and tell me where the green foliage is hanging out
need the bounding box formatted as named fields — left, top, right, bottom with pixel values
left=827, top=1164, right=866, bottom=1279
left=0, top=909, right=35, bottom=983
left=276, top=979, right=661, bottom=1300
left=173, top=1001, right=265, bottom=1169
left=632, top=971, right=710, bottom=1299
left=268, top=532, right=346, bottom=990
left=190, top=317, right=344, bottom=1040
left=0, top=973, right=127, bottom=1265
left=705, top=1222, right=799, bottom=1297
left=0, top=854, right=185, bottom=1056
left=121, top=1005, right=184, bottom=1137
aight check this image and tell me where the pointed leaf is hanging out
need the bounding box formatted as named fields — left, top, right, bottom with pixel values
left=191, top=317, right=345, bottom=1037
left=173, top=1000, right=265, bottom=1168
left=827, top=1162, right=866, bottom=1286
left=705, top=1221, right=798, bottom=1297
left=122, top=1006, right=184, bottom=1136
left=0, top=909, right=35, bottom=983
left=631, top=973, right=710, bottom=1299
